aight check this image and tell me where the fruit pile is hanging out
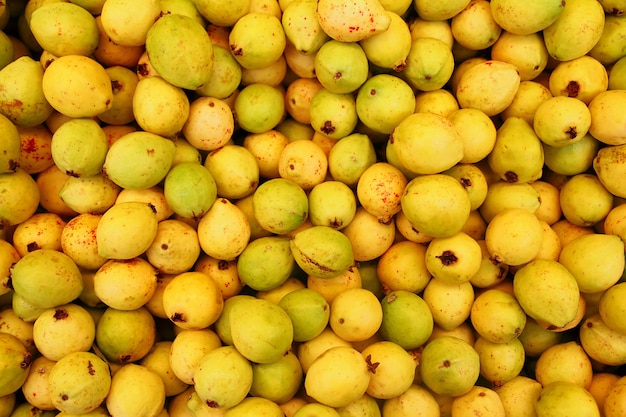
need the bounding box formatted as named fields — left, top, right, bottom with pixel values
left=1, top=0, right=626, bottom=416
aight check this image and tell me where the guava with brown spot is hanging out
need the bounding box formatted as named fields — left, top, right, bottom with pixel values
left=193, top=346, right=253, bottom=409
left=95, top=307, right=156, bottom=364
left=309, top=88, right=358, bottom=140
left=47, top=351, right=111, bottom=414
left=0, top=56, right=54, bottom=127
left=290, top=226, right=354, bottom=279
left=419, top=336, right=480, bottom=397
left=0, top=333, right=32, bottom=397
left=379, top=290, right=433, bottom=349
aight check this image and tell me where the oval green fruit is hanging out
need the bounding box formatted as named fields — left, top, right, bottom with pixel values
left=327, top=133, right=377, bottom=187
left=95, top=307, right=156, bottom=364
left=314, top=40, right=369, bottom=94
left=356, top=74, right=416, bottom=135
left=419, top=336, right=480, bottom=397
left=309, top=88, right=357, bottom=140
left=51, top=118, right=108, bottom=178
left=164, top=162, right=217, bottom=220
left=214, top=294, right=256, bottom=346
left=290, top=226, right=354, bottom=279
left=249, top=351, right=303, bottom=404
left=229, top=297, right=294, bottom=364
left=253, top=178, right=308, bottom=235
left=0, top=333, right=32, bottom=397
left=103, top=131, right=176, bottom=190
left=237, top=236, right=295, bottom=291
left=234, top=83, right=285, bottom=134
left=278, top=288, right=330, bottom=342
left=10, top=249, right=83, bottom=309
left=146, top=13, right=213, bottom=90
left=379, top=290, right=434, bottom=350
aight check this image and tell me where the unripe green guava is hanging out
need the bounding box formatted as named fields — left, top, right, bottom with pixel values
left=51, top=118, right=108, bottom=178
left=10, top=249, right=83, bottom=309
left=290, top=226, right=354, bottom=279
left=419, top=336, right=480, bottom=397
left=229, top=297, right=294, bottom=364
left=103, top=131, right=176, bottom=190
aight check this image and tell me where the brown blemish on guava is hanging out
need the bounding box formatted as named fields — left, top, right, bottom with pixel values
left=436, top=250, right=458, bottom=266
left=321, top=120, right=335, bottom=135
left=330, top=218, right=343, bottom=228
left=379, top=216, right=394, bottom=225
left=566, top=126, right=577, bottom=139
left=564, top=81, right=580, bottom=97
left=87, top=360, right=95, bottom=375
left=218, top=260, right=229, bottom=270
left=504, top=171, right=518, bottom=183
left=230, top=45, right=243, bottom=56
left=365, top=354, right=380, bottom=374
left=460, top=177, right=472, bottom=188
left=394, top=61, right=407, bottom=72
left=111, top=79, right=122, bottom=92
left=171, top=312, right=186, bottom=322
left=7, top=159, right=19, bottom=171
left=53, top=308, right=69, bottom=320
left=27, top=242, right=40, bottom=252
left=21, top=352, right=32, bottom=369
left=137, top=63, right=150, bottom=76
left=497, top=266, right=507, bottom=279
